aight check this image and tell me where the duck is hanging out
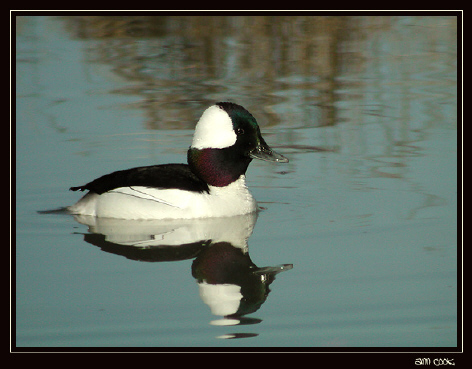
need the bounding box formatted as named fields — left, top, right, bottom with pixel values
left=68, top=102, right=288, bottom=219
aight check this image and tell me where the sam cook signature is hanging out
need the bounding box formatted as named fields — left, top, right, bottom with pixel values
left=415, top=358, right=455, bottom=366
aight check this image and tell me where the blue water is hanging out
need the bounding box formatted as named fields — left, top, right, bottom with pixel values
left=15, top=15, right=458, bottom=349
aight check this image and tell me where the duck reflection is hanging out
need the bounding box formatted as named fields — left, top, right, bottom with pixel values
left=72, top=212, right=292, bottom=338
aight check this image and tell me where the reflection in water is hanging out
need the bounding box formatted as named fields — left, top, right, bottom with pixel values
left=73, top=212, right=293, bottom=339
left=192, top=241, right=292, bottom=329
left=57, top=15, right=457, bottom=135
left=61, top=15, right=347, bottom=129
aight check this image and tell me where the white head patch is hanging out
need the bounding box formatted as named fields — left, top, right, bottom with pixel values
left=191, top=105, right=237, bottom=149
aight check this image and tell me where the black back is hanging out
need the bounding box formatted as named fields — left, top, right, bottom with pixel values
left=70, top=164, right=209, bottom=194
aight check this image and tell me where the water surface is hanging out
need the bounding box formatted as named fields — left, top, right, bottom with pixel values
left=15, top=15, right=458, bottom=348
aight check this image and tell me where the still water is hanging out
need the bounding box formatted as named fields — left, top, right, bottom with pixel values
left=15, top=15, right=458, bottom=348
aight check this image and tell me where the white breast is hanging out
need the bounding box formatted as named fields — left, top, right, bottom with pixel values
left=68, top=175, right=257, bottom=219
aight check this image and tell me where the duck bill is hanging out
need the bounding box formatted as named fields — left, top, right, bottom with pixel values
left=249, top=139, right=289, bottom=163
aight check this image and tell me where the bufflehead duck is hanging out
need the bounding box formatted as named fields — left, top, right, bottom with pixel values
left=68, top=102, right=288, bottom=219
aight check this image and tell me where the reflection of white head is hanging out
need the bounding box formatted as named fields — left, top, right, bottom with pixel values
left=198, top=282, right=242, bottom=316
left=191, top=105, right=237, bottom=149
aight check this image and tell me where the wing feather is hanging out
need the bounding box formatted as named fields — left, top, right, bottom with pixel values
left=70, top=164, right=209, bottom=195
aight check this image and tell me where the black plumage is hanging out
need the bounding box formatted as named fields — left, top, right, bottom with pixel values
left=69, top=164, right=209, bottom=195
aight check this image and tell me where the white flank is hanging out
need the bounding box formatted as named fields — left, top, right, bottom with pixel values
left=191, top=105, right=236, bottom=149
left=68, top=175, right=257, bottom=220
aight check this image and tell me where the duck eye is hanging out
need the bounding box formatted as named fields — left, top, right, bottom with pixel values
left=236, top=128, right=245, bottom=135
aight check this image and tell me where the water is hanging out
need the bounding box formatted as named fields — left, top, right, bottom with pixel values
left=15, top=15, right=458, bottom=349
